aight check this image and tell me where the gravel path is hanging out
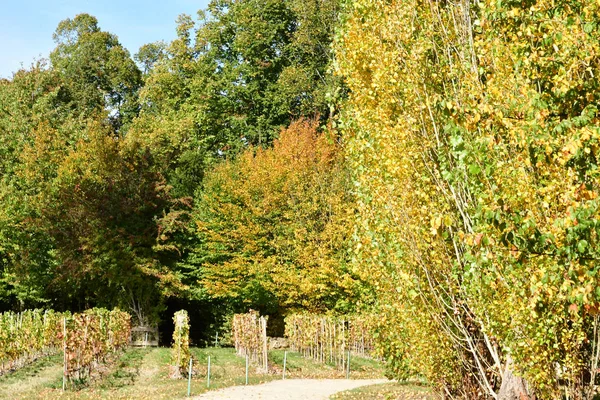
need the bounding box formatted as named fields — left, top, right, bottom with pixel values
left=192, top=378, right=388, bottom=400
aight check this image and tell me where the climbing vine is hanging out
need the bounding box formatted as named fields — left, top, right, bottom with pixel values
left=171, top=309, right=191, bottom=378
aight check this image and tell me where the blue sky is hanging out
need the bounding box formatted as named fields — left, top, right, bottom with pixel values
left=0, top=0, right=210, bottom=78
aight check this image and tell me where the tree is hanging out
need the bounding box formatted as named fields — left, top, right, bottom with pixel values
left=0, top=33, right=179, bottom=322
left=0, top=65, right=77, bottom=311
left=22, top=119, right=183, bottom=322
left=337, top=0, right=600, bottom=397
left=50, top=14, right=143, bottom=131
left=128, top=0, right=342, bottom=198
left=188, top=119, right=363, bottom=315
left=135, top=42, right=166, bottom=75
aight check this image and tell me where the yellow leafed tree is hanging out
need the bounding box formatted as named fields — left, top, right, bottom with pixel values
left=193, top=119, right=364, bottom=314
left=337, top=0, right=600, bottom=398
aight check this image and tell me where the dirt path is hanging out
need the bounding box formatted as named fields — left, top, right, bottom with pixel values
left=192, top=378, right=389, bottom=400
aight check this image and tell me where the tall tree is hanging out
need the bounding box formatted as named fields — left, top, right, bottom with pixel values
left=337, top=0, right=600, bottom=398
left=129, top=0, right=342, bottom=198
left=0, top=65, right=76, bottom=310
left=0, top=18, right=177, bottom=321
left=188, top=119, right=363, bottom=314
left=50, top=13, right=143, bottom=130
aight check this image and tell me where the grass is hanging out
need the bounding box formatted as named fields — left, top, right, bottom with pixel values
left=268, top=350, right=385, bottom=379
left=191, top=347, right=278, bottom=388
left=329, top=382, right=439, bottom=400
left=0, top=347, right=389, bottom=399
left=96, top=348, right=150, bottom=390
left=0, top=354, right=64, bottom=399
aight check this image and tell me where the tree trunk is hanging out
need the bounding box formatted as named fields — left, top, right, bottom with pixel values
left=498, top=355, right=535, bottom=400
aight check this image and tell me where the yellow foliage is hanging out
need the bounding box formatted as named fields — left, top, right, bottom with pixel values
left=337, top=0, right=600, bottom=397
left=196, top=119, right=362, bottom=313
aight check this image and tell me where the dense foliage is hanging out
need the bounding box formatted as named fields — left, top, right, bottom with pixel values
left=0, top=0, right=343, bottom=324
left=0, top=25, right=178, bottom=324
left=337, top=0, right=600, bottom=398
left=128, top=0, right=342, bottom=197
left=190, top=119, right=362, bottom=315
left=0, top=0, right=346, bottom=331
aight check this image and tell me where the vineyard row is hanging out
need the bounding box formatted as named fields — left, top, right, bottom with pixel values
left=0, top=308, right=130, bottom=386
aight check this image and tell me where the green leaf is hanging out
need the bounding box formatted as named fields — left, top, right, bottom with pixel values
left=469, top=164, right=481, bottom=175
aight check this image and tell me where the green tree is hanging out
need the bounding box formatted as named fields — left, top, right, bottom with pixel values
left=0, top=65, right=75, bottom=310
left=129, top=0, right=342, bottom=198
left=21, top=119, right=182, bottom=322
left=0, top=43, right=179, bottom=323
left=50, top=13, right=143, bottom=130
left=135, top=42, right=166, bottom=75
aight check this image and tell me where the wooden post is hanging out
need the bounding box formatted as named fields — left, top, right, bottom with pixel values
left=62, top=317, right=67, bottom=391
left=245, top=355, right=249, bottom=385
left=187, top=357, right=193, bottom=396
left=207, top=356, right=211, bottom=388
left=261, top=317, right=268, bottom=372
left=282, top=351, right=287, bottom=380
left=346, top=351, right=351, bottom=379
